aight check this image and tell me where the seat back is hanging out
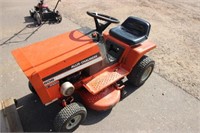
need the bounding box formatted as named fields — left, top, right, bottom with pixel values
left=122, top=16, right=151, bottom=37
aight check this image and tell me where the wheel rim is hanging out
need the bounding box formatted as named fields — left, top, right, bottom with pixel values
left=65, top=115, right=82, bottom=130
left=141, top=66, right=153, bottom=82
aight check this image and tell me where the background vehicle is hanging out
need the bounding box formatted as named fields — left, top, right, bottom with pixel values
left=29, top=0, right=62, bottom=25
left=12, top=11, right=156, bottom=132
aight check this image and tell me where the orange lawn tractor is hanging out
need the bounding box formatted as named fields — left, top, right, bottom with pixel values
left=12, top=11, right=156, bottom=132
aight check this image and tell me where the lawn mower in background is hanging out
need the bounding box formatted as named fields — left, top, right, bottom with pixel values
left=29, top=0, right=62, bottom=25
left=12, top=11, right=156, bottom=132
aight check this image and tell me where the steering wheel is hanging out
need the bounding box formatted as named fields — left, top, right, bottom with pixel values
left=87, top=11, right=120, bottom=34
left=87, top=11, right=120, bottom=24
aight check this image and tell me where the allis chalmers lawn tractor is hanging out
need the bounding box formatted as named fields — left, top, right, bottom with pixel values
left=29, top=0, right=62, bottom=25
left=12, top=11, right=156, bottom=132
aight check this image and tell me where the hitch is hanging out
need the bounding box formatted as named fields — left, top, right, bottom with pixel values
left=61, top=96, right=74, bottom=107
left=115, top=81, right=127, bottom=100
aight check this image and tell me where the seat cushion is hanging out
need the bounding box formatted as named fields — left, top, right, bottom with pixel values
left=109, top=16, right=151, bottom=46
left=109, top=26, right=147, bottom=46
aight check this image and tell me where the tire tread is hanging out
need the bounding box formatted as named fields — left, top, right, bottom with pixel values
left=127, top=55, right=155, bottom=86
left=54, top=102, right=87, bottom=132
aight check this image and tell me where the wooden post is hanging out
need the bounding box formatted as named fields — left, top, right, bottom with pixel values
left=0, top=98, right=23, bottom=132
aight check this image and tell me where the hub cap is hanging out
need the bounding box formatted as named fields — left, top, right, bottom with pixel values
left=65, top=115, right=82, bottom=130
left=141, top=66, right=153, bottom=82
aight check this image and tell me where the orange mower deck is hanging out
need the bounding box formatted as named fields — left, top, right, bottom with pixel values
left=79, top=85, right=121, bottom=111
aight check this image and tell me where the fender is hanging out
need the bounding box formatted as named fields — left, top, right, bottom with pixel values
left=122, top=40, right=156, bottom=71
left=103, top=32, right=156, bottom=72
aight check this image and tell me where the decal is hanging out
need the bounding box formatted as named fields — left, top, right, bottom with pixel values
left=43, top=53, right=102, bottom=87
left=45, top=80, right=59, bottom=88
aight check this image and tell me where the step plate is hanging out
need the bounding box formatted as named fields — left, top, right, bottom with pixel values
left=84, top=68, right=128, bottom=95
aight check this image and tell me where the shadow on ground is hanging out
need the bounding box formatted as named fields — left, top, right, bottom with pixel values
left=0, top=16, right=43, bottom=46
left=0, top=16, right=60, bottom=46
left=16, top=81, right=139, bottom=132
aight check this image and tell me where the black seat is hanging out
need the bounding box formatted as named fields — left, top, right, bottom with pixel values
left=109, top=16, right=151, bottom=46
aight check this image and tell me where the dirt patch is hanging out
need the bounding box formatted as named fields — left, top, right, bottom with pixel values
left=49, top=0, right=200, bottom=99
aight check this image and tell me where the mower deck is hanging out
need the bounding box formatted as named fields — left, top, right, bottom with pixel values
left=79, top=85, right=121, bottom=111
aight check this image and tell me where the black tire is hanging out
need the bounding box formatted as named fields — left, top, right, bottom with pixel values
left=28, top=81, right=36, bottom=94
left=127, top=55, right=155, bottom=87
left=34, top=12, right=42, bottom=25
left=56, top=11, right=62, bottom=23
left=54, top=102, right=87, bottom=132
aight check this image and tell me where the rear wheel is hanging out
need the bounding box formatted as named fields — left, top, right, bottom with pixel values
left=54, top=102, right=87, bottom=132
left=34, top=12, right=42, bottom=25
left=127, top=56, right=155, bottom=87
left=56, top=11, right=62, bottom=23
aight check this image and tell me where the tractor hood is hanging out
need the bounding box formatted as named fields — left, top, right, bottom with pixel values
left=12, top=29, right=102, bottom=80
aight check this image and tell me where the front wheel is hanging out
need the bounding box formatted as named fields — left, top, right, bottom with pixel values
left=28, top=81, right=36, bottom=94
left=127, top=56, right=155, bottom=87
left=54, top=102, right=87, bottom=132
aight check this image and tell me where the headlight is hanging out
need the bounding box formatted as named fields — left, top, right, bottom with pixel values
left=60, top=82, right=75, bottom=96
